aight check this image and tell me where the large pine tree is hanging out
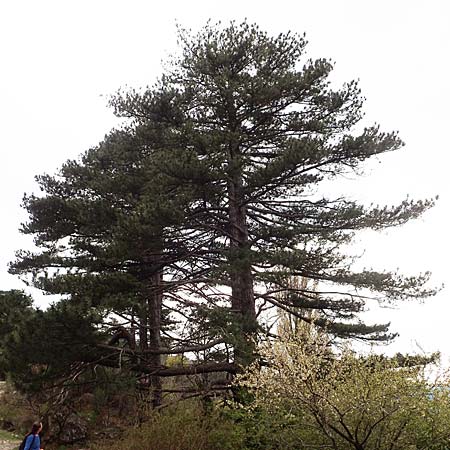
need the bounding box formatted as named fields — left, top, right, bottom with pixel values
left=110, top=22, right=435, bottom=363
left=9, top=22, right=435, bottom=394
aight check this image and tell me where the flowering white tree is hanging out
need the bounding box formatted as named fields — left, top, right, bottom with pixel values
left=242, top=336, right=450, bottom=450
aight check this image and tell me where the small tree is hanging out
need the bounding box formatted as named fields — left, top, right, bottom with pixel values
left=0, top=290, right=34, bottom=379
left=242, top=336, right=450, bottom=450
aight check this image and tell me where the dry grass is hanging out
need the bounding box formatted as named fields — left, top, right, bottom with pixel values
left=90, top=400, right=242, bottom=450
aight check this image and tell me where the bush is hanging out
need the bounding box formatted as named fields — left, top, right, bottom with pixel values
left=90, top=398, right=326, bottom=450
left=241, top=336, right=450, bottom=450
left=91, top=401, right=230, bottom=450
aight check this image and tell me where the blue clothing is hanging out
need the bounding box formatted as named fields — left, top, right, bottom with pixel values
left=24, top=433, right=40, bottom=450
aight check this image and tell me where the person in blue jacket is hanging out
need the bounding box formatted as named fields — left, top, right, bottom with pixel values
left=23, top=421, right=43, bottom=450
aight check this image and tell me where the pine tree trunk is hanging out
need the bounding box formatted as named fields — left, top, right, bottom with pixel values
left=139, top=249, right=163, bottom=407
left=148, top=270, right=162, bottom=407
left=228, top=147, right=257, bottom=367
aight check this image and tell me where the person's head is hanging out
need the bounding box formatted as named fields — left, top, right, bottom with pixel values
left=30, top=421, right=42, bottom=435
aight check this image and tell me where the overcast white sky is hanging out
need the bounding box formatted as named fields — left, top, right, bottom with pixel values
left=1, top=0, right=449, bottom=362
